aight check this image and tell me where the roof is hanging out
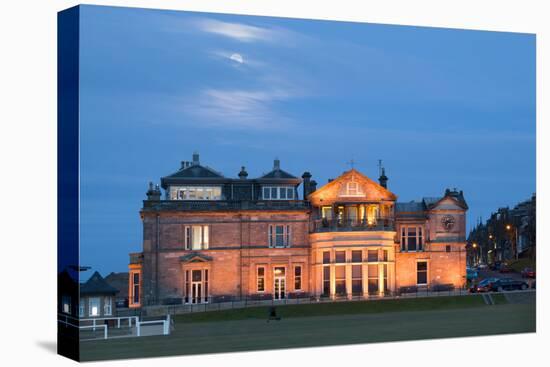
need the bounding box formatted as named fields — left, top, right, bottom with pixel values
left=104, top=272, right=129, bottom=298
left=259, top=169, right=298, bottom=179
left=80, top=271, right=119, bottom=295
left=422, top=197, right=441, bottom=208
left=395, top=201, right=425, bottom=213
left=164, top=164, right=225, bottom=179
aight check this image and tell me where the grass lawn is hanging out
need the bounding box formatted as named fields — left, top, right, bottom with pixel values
left=173, top=294, right=487, bottom=323
left=80, top=295, right=535, bottom=361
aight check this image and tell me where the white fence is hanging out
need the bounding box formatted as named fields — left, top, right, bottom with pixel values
left=58, top=313, right=171, bottom=340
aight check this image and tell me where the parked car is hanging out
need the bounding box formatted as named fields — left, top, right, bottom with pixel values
left=477, top=263, right=488, bottom=270
left=466, top=269, right=478, bottom=280
left=489, top=262, right=502, bottom=271
left=469, top=277, right=499, bottom=293
left=521, top=267, right=536, bottom=278
left=499, top=264, right=513, bottom=273
left=489, top=278, right=529, bottom=292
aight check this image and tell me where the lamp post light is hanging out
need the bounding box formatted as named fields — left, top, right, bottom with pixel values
left=472, top=243, right=478, bottom=265
left=506, top=224, right=519, bottom=260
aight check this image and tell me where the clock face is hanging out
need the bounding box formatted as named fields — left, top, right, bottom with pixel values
left=441, top=215, right=455, bottom=231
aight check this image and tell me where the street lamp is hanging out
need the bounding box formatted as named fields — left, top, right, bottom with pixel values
left=472, top=243, right=478, bottom=265
left=506, top=224, right=519, bottom=260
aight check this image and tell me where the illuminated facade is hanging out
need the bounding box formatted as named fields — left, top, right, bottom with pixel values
left=129, top=153, right=468, bottom=307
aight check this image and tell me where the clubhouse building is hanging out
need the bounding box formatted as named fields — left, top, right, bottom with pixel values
left=129, top=153, right=468, bottom=307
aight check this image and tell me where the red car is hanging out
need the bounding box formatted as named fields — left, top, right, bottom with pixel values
left=521, top=267, right=536, bottom=278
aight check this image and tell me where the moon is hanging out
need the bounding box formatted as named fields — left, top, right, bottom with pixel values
left=229, top=53, right=244, bottom=64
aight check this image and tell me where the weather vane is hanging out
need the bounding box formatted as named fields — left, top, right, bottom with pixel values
left=347, top=159, right=356, bottom=169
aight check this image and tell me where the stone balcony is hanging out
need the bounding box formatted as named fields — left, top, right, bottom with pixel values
left=312, top=217, right=395, bottom=233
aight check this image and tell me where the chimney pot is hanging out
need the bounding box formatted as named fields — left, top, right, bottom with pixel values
left=192, top=152, right=200, bottom=166
left=274, top=158, right=280, bottom=170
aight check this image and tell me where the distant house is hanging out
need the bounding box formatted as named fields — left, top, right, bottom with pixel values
left=80, top=271, right=119, bottom=318
left=105, top=272, right=129, bottom=308
left=58, top=269, right=79, bottom=318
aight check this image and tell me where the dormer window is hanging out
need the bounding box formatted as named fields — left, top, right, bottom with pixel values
left=262, top=186, right=294, bottom=200
left=170, top=186, right=222, bottom=200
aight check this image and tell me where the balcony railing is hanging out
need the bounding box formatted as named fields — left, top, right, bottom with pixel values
left=312, top=217, right=395, bottom=232
left=142, top=200, right=310, bottom=212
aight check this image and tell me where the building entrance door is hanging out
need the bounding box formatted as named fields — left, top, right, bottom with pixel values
left=273, top=267, right=286, bottom=300
left=191, top=269, right=202, bottom=304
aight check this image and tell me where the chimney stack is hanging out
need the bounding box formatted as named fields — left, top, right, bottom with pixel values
left=302, top=171, right=312, bottom=198
left=192, top=152, right=200, bottom=166
left=378, top=167, right=388, bottom=189
left=273, top=158, right=280, bottom=170
left=310, top=179, right=317, bottom=193
left=238, top=166, right=248, bottom=180
left=146, top=181, right=161, bottom=201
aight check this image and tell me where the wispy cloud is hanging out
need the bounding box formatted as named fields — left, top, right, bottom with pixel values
left=194, top=18, right=275, bottom=43
left=182, top=88, right=296, bottom=130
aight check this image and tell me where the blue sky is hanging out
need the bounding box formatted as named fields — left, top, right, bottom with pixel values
left=78, top=5, right=535, bottom=277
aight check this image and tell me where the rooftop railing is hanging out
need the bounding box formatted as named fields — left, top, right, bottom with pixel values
left=312, top=217, right=395, bottom=233
left=142, top=199, right=310, bottom=211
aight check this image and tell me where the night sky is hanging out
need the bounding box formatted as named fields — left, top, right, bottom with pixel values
left=78, top=5, right=535, bottom=277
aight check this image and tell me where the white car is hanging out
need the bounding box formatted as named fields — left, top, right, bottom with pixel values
left=477, top=263, right=488, bottom=270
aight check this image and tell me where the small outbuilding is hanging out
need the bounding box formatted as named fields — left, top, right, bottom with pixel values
left=79, top=271, right=119, bottom=318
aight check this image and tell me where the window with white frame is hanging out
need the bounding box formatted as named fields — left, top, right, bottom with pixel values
left=268, top=225, right=291, bottom=247
left=257, top=267, right=265, bottom=292
left=342, top=181, right=364, bottom=197
left=401, top=226, right=424, bottom=252
left=184, top=225, right=209, bottom=250
left=62, top=295, right=71, bottom=314
left=104, top=297, right=112, bottom=316
left=89, top=297, right=100, bottom=317
left=131, top=272, right=140, bottom=305
left=417, top=261, right=428, bottom=285
left=262, top=186, right=294, bottom=200
left=170, top=186, right=222, bottom=200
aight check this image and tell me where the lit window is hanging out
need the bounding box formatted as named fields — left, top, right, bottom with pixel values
left=89, top=297, right=100, bottom=317
left=257, top=267, right=265, bottom=292
left=62, top=295, right=71, bottom=315
left=184, top=225, right=209, bottom=250
left=170, top=186, right=222, bottom=200
left=262, top=186, right=294, bottom=200
left=268, top=225, right=291, bottom=247
left=321, top=206, right=333, bottom=219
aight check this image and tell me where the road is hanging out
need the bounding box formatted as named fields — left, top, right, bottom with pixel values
left=475, top=268, right=536, bottom=287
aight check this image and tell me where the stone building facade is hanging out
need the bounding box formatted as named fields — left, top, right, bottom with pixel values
left=129, top=154, right=467, bottom=307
